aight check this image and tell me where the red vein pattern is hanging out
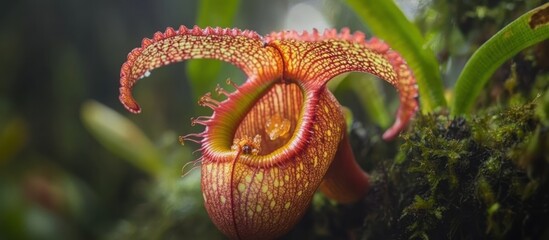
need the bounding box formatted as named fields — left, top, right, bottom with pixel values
left=119, top=26, right=419, bottom=240
left=119, top=26, right=282, bottom=113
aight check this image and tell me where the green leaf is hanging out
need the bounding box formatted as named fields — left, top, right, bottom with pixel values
left=345, top=0, right=447, bottom=113
left=81, top=100, right=163, bottom=177
left=0, top=117, right=27, bottom=166
left=340, top=105, right=354, bottom=133
left=334, top=73, right=391, bottom=128
left=349, top=74, right=391, bottom=128
left=186, top=0, right=240, bottom=98
left=452, top=3, right=549, bottom=115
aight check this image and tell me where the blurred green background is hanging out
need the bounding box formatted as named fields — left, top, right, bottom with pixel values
left=0, top=1, right=373, bottom=239
left=0, top=0, right=545, bottom=239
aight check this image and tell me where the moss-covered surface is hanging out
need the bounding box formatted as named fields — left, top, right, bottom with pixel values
left=103, top=102, right=549, bottom=240
left=353, top=103, right=549, bottom=239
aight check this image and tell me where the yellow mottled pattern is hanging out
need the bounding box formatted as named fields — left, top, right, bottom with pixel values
left=131, top=34, right=282, bottom=87
left=120, top=27, right=419, bottom=240
left=267, top=37, right=417, bottom=140
left=272, top=39, right=397, bottom=86
left=201, top=161, right=236, bottom=237
left=201, top=88, right=345, bottom=240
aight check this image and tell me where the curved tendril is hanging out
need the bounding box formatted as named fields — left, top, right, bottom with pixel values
left=265, top=28, right=418, bottom=140
left=119, top=25, right=283, bottom=114
left=120, top=26, right=420, bottom=240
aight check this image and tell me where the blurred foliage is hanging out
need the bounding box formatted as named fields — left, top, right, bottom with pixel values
left=332, top=73, right=392, bottom=129
left=1, top=0, right=548, bottom=239
left=186, top=0, right=241, bottom=100
left=81, top=101, right=164, bottom=177
left=346, top=0, right=447, bottom=112
left=0, top=117, right=28, bottom=166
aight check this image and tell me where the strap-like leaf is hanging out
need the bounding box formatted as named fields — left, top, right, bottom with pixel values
left=81, top=101, right=163, bottom=177
left=452, top=3, right=549, bottom=115
left=345, top=0, right=447, bottom=112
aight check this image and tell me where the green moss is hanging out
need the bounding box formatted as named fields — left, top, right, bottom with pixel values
left=359, top=103, right=549, bottom=239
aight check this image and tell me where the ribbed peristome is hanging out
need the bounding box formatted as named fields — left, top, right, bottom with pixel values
left=201, top=81, right=345, bottom=239
left=118, top=26, right=419, bottom=240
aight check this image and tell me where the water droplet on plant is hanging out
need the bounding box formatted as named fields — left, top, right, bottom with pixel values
left=266, top=114, right=291, bottom=140
left=140, top=70, right=151, bottom=79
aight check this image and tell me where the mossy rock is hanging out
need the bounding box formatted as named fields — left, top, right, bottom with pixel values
left=359, top=103, right=549, bottom=239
